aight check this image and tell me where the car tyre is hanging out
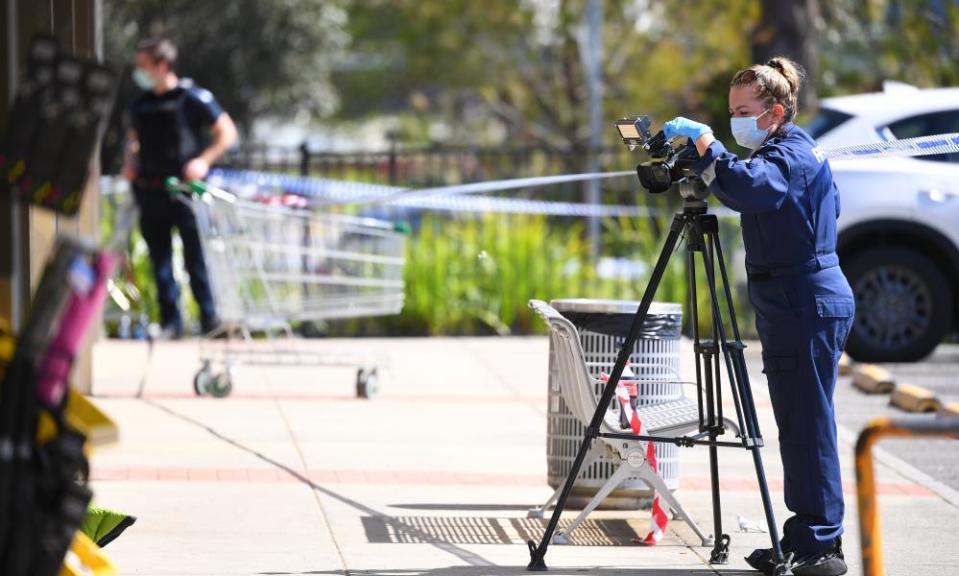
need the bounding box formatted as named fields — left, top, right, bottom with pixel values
left=844, top=247, right=952, bottom=362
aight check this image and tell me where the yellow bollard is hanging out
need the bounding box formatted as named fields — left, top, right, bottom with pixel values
left=855, top=417, right=959, bottom=576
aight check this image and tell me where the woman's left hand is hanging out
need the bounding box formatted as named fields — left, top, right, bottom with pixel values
left=663, top=117, right=713, bottom=141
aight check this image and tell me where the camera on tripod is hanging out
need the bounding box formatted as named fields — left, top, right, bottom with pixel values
left=614, top=115, right=709, bottom=201
left=531, top=117, right=788, bottom=576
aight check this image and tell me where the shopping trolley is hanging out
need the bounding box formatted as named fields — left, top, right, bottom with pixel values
left=167, top=179, right=407, bottom=398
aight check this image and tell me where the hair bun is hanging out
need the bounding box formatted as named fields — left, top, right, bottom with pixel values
left=766, top=57, right=805, bottom=96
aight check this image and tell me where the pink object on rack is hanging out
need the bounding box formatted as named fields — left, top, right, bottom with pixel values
left=36, top=251, right=117, bottom=407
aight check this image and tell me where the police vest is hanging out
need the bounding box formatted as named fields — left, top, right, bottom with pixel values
left=131, top=83, right=211, bottom=180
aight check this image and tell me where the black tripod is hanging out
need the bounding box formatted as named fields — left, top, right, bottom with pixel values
left=527, top=188, right=792, bottom=576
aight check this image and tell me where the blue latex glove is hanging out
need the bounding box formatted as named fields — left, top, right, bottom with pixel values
left=662, top=116, right=713, bottom=141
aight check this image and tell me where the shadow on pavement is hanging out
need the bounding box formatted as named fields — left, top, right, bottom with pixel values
left=362, top=516, right=639, bottom=546
left=138, top=399, right=518, bottom=567
left=391, top=504, right=538, bottom=512
left=257, top=569, right=756, bottom=576
left=142, top=399, right=745, bottom=575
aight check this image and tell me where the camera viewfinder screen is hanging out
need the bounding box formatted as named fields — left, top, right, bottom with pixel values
left=617, top=123, right=639, bottom=139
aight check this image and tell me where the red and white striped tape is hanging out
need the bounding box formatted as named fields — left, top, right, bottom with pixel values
left=601, top=368, right=669, bottom=545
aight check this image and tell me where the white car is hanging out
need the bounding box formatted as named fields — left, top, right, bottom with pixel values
left=809, top=82, right=959, bottom=361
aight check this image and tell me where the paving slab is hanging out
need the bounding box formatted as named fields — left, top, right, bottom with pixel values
left=87, top=336, right=959, bottom=575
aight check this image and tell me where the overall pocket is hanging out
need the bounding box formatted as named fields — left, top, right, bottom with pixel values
left=815, top=296, right=856, bottom=320
left=812, top=295, right=856, bottom=398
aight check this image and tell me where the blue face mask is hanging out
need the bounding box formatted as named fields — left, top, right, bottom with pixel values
left=730, top=108, right=771, bottom=150
left=132, top=68, right=155, bottom=91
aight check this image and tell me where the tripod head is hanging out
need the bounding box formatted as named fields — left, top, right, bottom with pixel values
left=681, top=198, right=709, bottom=214
left=676, top=179, right=710, bottom=216
left=677, top=177, right=709, bottom=202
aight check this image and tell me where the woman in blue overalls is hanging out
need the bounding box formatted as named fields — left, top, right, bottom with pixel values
left=663, top=57, right=854, bottom=576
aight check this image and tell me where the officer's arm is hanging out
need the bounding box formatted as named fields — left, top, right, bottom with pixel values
left=692, top=140, right=790, bottom=214
left=199, top=113, right=238, bottom=166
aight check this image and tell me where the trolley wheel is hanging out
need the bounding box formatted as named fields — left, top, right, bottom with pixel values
left=356, top=368, right=378, bottom=399
left=193, top=366, right=214, bottom=396
left=211, top=371, right=233, bottom=398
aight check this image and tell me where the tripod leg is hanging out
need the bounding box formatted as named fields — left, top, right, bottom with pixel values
left=528, top=444, right=603, bottom=518
left=703, top=353, right=728, bottom=563
left=687, top=248, right=706, bottom=432
left=527, top=212, right=688, bottom=571
left=709, top=229, right=759, bottom=440
left=689, top=220, right=730, bottom=563
left=702, top=225, right=788, bottom=570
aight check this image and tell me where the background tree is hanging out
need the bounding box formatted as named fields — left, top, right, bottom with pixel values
left=338, top=0, right=759, bottom=156
left=818, top=0, right=959, bottom=95
left=752, top=0, right=820, bottom=111
left=104, top=0, right=349, bottom=135
left=103, top=0, right=959, bottom=144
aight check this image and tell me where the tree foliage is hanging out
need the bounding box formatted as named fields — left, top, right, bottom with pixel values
left=340, top=0, right=758, bottom=152
left=104, top=0, right=349, bottom=134
left=753, top=0, right=820, bottom=110
left=103, top=0, right=959, bottom=143
left=818, top=0, right=959, bottom=95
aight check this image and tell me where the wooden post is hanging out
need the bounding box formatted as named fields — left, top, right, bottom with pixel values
left=0, top=0, right=103, bottom=393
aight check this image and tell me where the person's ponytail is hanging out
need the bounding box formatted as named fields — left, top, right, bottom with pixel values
left=766, top=57, right=804, bottom=103
left=731, top=56, right=806, bottom=124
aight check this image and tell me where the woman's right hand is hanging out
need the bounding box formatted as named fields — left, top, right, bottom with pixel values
left=663, top=116, right=713, bottom=141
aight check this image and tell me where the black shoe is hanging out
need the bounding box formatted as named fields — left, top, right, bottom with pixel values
left=201, top=317, right=227, bottom=339
left=745, top=547, right=789, bottom=575
left=747, top=539, right=846, bottom=576
left=790, top=539, right=847, bottom=576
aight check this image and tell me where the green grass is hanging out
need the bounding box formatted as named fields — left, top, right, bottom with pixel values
left=339, top=207, right=752, bottom=337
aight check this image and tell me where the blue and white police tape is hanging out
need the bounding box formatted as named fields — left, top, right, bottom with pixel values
left=825, top=132, right=959, bottom=160
left=208, top=168, right=657, bottom=217
left=208, top=130, right=959, bottom=217
left=389, top=193, right=658, bottom=217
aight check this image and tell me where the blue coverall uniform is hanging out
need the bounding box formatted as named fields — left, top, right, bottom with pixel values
left=692, top=124, right=855, bottom=555
left=129, top=81, right=223, bottom=335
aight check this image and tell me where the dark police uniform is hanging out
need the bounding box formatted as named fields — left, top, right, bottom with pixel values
left=693, top=124, right=855, bottom=555
left=129, top=80, right=223, bottom=335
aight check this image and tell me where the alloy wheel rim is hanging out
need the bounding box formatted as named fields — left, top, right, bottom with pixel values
left=853, top=265, right=931, bottom=351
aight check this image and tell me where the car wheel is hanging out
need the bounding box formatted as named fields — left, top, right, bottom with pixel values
left=844, top=247, right=953, bottom=362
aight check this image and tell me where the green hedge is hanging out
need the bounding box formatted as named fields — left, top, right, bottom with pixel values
left=103, top=191, right=753, bottom=338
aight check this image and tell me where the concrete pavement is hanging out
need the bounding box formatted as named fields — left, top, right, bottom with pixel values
left=86, top=336, right=959, bottom=575
left=833, top=344, right=959, bottom=493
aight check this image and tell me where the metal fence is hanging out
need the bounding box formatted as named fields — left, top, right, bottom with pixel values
left=223, top=142, right=638, bottom=192
left=211, top=142, right=749, bottom=338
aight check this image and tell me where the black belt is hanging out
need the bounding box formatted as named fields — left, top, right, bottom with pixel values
left=133, top=176, right=180, bottom=189
left=748, top=270, right=773, bottom=281
left=134, top=176, right=171, bottom=189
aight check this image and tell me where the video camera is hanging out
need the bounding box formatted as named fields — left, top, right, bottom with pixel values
left=614, top=116, right=708, bottom=201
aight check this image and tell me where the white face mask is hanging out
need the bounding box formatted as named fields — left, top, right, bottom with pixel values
left=730, top=108, right=771, bottom=150
left=132, top=68, right=155, bottom=91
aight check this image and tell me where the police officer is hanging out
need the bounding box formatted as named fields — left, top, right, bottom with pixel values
left=123, top=38, right=237, bottom=338
left=663, top=57, right=854, bottom=576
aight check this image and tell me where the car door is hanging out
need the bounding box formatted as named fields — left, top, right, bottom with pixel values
left=840, top=108, right=959, bottom=361
left=884, top=109, right=959, bottom=245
